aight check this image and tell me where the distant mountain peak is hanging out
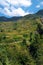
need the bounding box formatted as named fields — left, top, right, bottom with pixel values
left=36, top=9, right=43, bottom=15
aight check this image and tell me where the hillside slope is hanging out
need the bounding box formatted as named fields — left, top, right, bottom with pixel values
left=0, top=10, right=43, bottom=65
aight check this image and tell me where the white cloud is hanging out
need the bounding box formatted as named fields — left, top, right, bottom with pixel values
left=0, top=0, right=9, bottom=7
left=0, top=0, right=32, bottom=7
left=40, top=1, right=43, bottom=5
left=0, top=0, right=32, bottom=17
left=36, top=1, right=43, bottom=8
left=6, top=0, right=32, bottom=7
left=0, top=7, right=29, bottom=17
left=36, top=5, right=40, bottom=8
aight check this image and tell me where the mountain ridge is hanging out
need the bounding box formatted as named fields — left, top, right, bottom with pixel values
left=0, top=9, right=43, bottom=21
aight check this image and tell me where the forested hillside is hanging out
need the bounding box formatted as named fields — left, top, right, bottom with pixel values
left=0, top=10, right=43, bottom=65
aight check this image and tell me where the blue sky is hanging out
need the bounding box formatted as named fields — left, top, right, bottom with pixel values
left=0, top=0, right=43, bottom=17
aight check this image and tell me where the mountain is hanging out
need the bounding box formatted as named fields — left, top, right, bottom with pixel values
left=23, top=9, right=43, bottom=19
left=0, top=9, right=43, bottom=21
left=36, top=9, right=43, bottom=16
left=0, top=16, right=22, bottom=22
left=35, top=9, right=43, bottom=18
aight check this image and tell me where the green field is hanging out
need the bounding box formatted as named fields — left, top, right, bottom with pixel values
left=0, top=16, right=43, bottom=65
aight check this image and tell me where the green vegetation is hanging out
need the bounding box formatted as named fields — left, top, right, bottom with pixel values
left=0, top=14, right=43, bottom=65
